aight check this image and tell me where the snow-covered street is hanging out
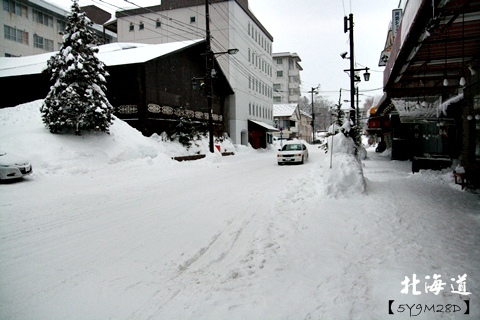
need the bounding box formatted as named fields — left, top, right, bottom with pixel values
left=1, top=101, right=479, bottom=319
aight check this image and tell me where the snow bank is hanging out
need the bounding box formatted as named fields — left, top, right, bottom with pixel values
left=0, top=100, right=248, bottom=176
left=0, top=100, right=172, bottom=176
left=319, top=133, right=366, bottom=198
left=280, top=134, right=366, bottom=200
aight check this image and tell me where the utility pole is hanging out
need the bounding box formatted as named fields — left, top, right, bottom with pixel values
left=205, top=0, right=214, bottom=153
left=345, top=13, right=355, bottom=126
left=356, top=87, right=360, bottom=127
left=344, top=14, right=370, bottom=127
left=308, top=85, right=319, bottom=143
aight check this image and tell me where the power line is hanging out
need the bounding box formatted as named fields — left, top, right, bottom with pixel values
left=90, top=0, right=204, bottom=42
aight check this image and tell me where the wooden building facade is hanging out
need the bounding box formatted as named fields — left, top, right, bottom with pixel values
left=0, top=40, right=234, bottom=138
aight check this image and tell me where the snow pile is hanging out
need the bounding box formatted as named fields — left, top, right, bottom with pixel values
left=0, top=100, right=242, bottom=176
left=1, top=100, right=200, bottom=176
left=319, top=133, right=366, bottom=197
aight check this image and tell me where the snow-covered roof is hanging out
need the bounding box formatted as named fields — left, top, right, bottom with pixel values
left=273, top=104, right=298, bottom=117
left=389, top=98, right=440, bottom=119
left=438, top=93, right=463, bottom=116
left=0, top=39, right=203, bottom=78
left=248, top=119, right=279, bottom=131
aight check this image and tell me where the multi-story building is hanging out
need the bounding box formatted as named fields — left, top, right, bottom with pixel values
left=1, top=0, right=116, bottom=57
left=272, top=52, right=302, bottom=104
left=106, top=0, right=274, bottom=146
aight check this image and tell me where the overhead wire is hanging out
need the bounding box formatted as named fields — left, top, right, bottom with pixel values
left=89, top=0, right=343, bottom=104
left=92, top=0, right=206, bottom=43
left=206, top=3, right=274, bottom=101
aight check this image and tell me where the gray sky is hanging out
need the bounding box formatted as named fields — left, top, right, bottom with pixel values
left=248, top=0, right=399, bottom=106
left=54, top=0, right=399, bottom=106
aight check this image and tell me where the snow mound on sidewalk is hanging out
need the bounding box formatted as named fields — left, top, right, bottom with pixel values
left=0, top=100, right=171, bottom=176
left=319, top=133, right=366, bottom=198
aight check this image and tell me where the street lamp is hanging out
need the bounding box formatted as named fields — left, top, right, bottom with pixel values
left=343, top=13, right=370, bottom=126
left=200, top=48, right=238, bottom=153
left=308, top=85, right=319, bottom=143
left=203, top=0, right=238, bottom=153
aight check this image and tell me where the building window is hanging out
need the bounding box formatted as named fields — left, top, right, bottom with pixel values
left=249, top=103, right=251, bottom=115
left=57, top=20, right=66, bottom=33
left=276, top=58, right=283, bottom=64
left=3, top=0, right=27, bottom=17
left=33, top=9, right=53, bottom=27
left=277, top=71, right=283, bottom=78
left=129, top=23, right=134, bottom=31
left=190, top=16, right=196, bottom=23
left=273, top=84, right=281, bottom=91
left=4, top=25, right=28, bottom=44
left=156, top=19, right=161, bottom=28
left=274, top=96, right=281, bottom=103
left=34, top=34, right=54, bottom=51
left=139, top=22, right=144, bottom=30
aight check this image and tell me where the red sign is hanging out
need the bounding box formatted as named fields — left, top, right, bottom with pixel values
left=368, top=119, right=381, bottom=128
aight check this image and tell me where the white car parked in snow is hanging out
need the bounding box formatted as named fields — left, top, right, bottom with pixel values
left=277, top=141, right=309, bottom=165
left=0, top=151, right=32, bottom=181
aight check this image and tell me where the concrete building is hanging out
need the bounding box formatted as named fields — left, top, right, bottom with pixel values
left=1, top=0, right=116, bottom=57
left=105, top=0, right=274, bottom=147
left=272, top=52, right=302, bottom=104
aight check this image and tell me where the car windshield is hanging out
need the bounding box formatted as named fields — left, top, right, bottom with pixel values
left=282, top=144, right=302, bottom=151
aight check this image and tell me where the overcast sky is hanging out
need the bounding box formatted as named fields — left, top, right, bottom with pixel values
left=52, top=0, right=400, bottom=106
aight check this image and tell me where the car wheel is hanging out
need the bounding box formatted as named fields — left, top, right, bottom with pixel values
left=300, top=156, right=304, bottom=164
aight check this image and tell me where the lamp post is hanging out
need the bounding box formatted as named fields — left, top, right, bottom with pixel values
left=308, top=85, right=319, bottom=143
left=343, top=14, right=370, bottom=126
left=203, top=0, right=238, bottom=153
left=344, top=87, right=361, bottom=127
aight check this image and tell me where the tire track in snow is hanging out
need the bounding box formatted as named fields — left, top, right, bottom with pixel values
left=127, top=156, right=306, bottom=318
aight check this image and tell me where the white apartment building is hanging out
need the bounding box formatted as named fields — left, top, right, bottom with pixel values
left=1, top=0, right=116, bottom=57
left=272, top=52, right=302, bottom=104
left=109, top=0, right=274, bottom=146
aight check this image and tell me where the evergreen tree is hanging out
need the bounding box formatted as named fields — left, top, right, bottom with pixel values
left=40, top=0, right=113, bottom=135
left=171, top=107, right=200, bottom=149
left=331, top=103, right=345, bottom=128
left=320, top=103, right=345, bottom=153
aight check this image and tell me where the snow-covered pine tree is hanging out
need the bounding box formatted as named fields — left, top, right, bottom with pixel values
left=320, top=103, right=345, bottom=153
left=171, top=106, right=199, bottom=149
left=40, top=0, right=113, bottom=135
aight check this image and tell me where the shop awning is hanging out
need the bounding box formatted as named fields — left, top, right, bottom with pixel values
left=248, top=120, right=279, bottom=131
